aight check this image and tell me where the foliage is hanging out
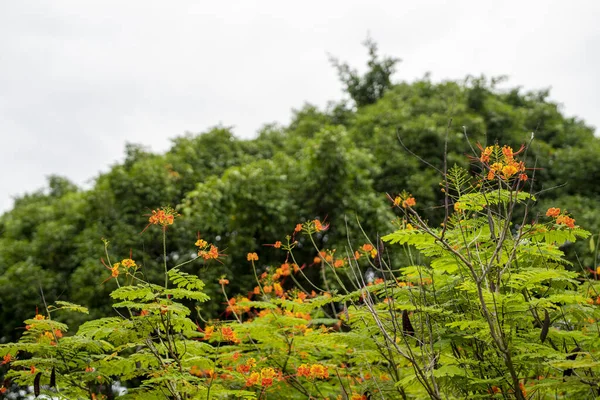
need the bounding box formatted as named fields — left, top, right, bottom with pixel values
left=2, top=143, right=600, bottom=399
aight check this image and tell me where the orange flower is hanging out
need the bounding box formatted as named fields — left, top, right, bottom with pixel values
left=148, top=207, right=177, bottom=226
left=1, top=354, right=12, bottom=365
left=313, top=219, right=328, bottom=232
left=402, top=197, right=416, bottom=208
left=556, top=215, right=576, bottom=229
left=260, top=367, right=277, bottom=387
left=247, top=252, right=259, bottom=261
left=219, top=278, right=229, bottom=285
left=142, top=206, right=178, bottom=232
left=309, top=364, right=329, bottom=379
left=203, top=326, right=214, bottom=340
left=480, top=145, right=494, bottom=163
left=362, top=244, right=374, bottom=252
left=121, top=258, right=136, bottom=268
left=245, top=372, right=260, bottom=386
left=487, top=170, right=495, bottom=180
left=199, top=244, right=220, bottom=260
left=501, top=164, right=518, bottom=178
left=502, top=145, right=514, bottom=161
left=221, top=326, right=240, bottom=343
left=30, top=365, right=37, bottom=374
left=294, top=224, right=302, bottom=232
left=274, top=241, right=282, bottom=249
left=297, top=364, right=311, bottom=378
left=334, top=259, right=345, bottom=268
left=195, top=239, right=208, bottom=248
left=519, top=173, right=528, bottom=181
left=273, top=282, right=284, bottom=297
left=546, top=208, right=561, bottom=217
left=491, top=162, right=504, bottom=172
left=0, top=386, right=6, bottom=394
left=34, top=314, right=46, bottom=321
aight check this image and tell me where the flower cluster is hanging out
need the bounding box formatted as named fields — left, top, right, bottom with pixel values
left=147, top=207, right=178, bottom=226
left=546, top=207, right=576, bottom=229
left=196, top=239, right=221, bottom=260
left=221, top=326, right=240, bottom=344
left=297, top=363, right=329, bottom=380
left=479, top=144, right=527, bottom=181
left=245, top=367, right=280, bottom=388
left=102, top=258, right=138, bottom=283
left=393, top=193, right=416, bottom=208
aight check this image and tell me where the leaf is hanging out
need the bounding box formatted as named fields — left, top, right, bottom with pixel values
left=168, top=268, right=205, bottom=291
left=52, top=301, right=89, bottom=314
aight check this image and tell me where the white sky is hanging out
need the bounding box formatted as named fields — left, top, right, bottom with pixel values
left=1, top=1, right=599, bottom=213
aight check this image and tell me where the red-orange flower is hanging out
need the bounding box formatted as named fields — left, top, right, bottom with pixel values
left=556, top=215, right=576, bottom=229
left=221, top=326, right=240, bottom=344
left=219, top=278, right=229, bottom=285
left=202, top=325, right=214, bottom=340
left=199, top=244, right=220, bottom=260
left=1, top=353, right=12, bottom=365
left=142, top=206, right=179, bottom=233
left=402, top=197, right=416, bottom=208
left=245, top=372, right=260, bottom=386
left=546, top=208, right=561, bottom=217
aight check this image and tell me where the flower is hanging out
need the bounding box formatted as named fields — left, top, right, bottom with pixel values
left=274, top=241, right=282, bottom=249
left=260, top=367, right=277, bottom=387
left=309, top=364, right=329, bottom=379
left=313, top=219, right=328, bottom=232
left=245, top=372, right=261, bottom=386
left=402, top=197, right=416, bottom=208
left=195, top=239, right=208, bottom=248
left=556, top=215, right=576, bottom=229
left=203, top=326, right=214, bottom=340
left=221, top=326, right=240, bottom=343
left=546, top=208, right=561, bottom=217
left=219, top=278, right=229, bottom=285
left=273, top=282, right=284, bottom=297
left=501, top=164, right=518, bottom=178
left=297, top=364, right=311, bottom=378
left=502, top=145, right=514, bottom=161
left=294, top=224, right=302, bottom=232
left=121, top=258, right=136, bottom=268
left=480, top=145, right=494, bottom=163
left=198, top=244, right=220, bottom=260
left=1, top=353, right=12, bottom=365
left=148, top=207, right=177, bottom=226
left=247, top=252, right=259, bottom=261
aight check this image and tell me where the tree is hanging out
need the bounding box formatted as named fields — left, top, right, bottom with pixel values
left=330, top=36, right=400, bottom=107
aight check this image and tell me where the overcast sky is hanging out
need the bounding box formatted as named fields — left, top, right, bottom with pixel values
left=1, top=1, right=599, bottom=213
